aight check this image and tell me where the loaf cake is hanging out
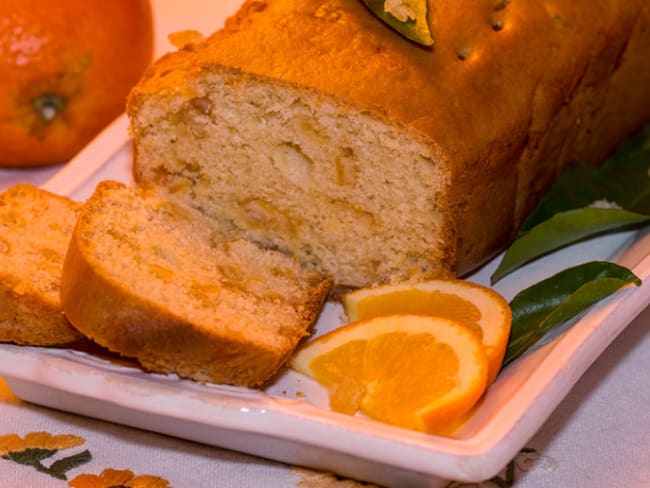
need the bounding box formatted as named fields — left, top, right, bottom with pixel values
left=0, top=184, right=83, bottom=345
left=60, top=181, right=332, bottom=387
left=127, top=0, right=650, bottom=287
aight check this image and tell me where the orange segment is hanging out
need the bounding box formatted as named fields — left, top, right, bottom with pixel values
left=342, top=280, right=511, bottom=384
left=290, top=314, right=489, bottom=434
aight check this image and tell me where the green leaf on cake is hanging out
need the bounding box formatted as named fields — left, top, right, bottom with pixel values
left=503, top=261, right=641, bottom=367
left=362, top=0, right=434, bottom=46
left=491, top=124, right=650, bottom=283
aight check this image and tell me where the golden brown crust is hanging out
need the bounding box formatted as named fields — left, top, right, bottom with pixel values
left=0, top=184, right=83, bottom=345
left=128, top=0, right=650, bottom=277
left=60, top=181, right=332, bottom=387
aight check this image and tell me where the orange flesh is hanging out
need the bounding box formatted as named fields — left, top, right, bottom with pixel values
left=309, top=332, right=459, bottom=429
left=309, top=340, right=367, bottom=414
left=355, top=290, right=483, bottom=339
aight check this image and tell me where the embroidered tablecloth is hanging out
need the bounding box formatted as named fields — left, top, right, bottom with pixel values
left=1, top=1, right=649, bottom=486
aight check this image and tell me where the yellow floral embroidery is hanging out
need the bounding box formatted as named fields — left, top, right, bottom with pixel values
left=68, top=468, right=171, bottom=488
left=0, top=431, right=90, bottom=480
left=0, top=432, right=84, bottom=456
left=0, top=432, right=170, bottom=485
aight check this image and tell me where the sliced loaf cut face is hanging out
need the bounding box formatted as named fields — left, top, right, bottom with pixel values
left=0, top=184, right=83, bottom=345
left=128, top=0, right=650, bottom=284
left=60, top=181, right=332, bottom=387
left=129, top=69, right=456, bottom=289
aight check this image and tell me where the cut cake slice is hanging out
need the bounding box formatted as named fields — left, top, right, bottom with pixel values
left=0, top=184, right=83, bottom=345
left=60, top=181, right=332, bottom=387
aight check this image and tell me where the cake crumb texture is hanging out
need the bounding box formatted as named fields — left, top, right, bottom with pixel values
left=0, top=184, right=82, bottom=345
left=60, top=181, right=332, bottom=387
left=128, top=0, right=650, bottom=285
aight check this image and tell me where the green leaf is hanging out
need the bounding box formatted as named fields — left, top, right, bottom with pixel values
left=3, top=448, right=57, bottom=465
left=48, top=449, right=92, bottom=480
left=519, top=124, right=650, bottom=234
left=503, top=261, right=641, bottom=367
left=517, top=163, right=614, bottom=236
left=491, top=123, right=650, bottom=283
left=599, top=123, right=650, bottom=210
left=2, top=448, right=91, bottom=481
left=362, top=0, right=434, bottom=46
left=491, top=207, right=650, bottom=283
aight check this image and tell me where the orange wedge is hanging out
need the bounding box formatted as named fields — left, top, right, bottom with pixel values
left=342, top=280, right=511, bottom=384
left=290, top=314, right=489, bottom=434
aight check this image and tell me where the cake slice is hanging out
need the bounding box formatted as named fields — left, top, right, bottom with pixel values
left=60, top=181, right=332, bottom=387
left=0, top=184, right=83, bottom=345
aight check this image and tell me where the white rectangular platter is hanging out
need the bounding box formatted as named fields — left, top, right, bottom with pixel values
left=1, top=122, right=650, bottom=488
left=1, top=2, right=650, bottom=486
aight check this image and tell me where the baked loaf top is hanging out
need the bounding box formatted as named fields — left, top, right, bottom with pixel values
left=0, top=184, right=83, bottom=345
left=60, top=181, right=332, bottom=387
left=128, top=0, right=650, bottom=285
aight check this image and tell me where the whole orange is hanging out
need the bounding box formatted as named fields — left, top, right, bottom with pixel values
left=0, top=0, right=154, bottom=167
